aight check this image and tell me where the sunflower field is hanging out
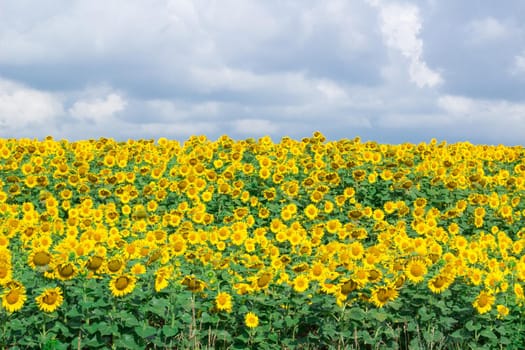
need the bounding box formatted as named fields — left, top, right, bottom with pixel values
left=0, top=132, right=524, bottom=349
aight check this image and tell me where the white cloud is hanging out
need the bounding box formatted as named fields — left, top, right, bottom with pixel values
left=147, top=99, right=220, bottom=121
left=437, top=95, right=474, bottom=115
left=0, top=78, right=63, bottom=129
left=436, top=94, right=525, bottom=134
left=69, top=93, right=127, bottom=122
left=316, top=80, right=348, bottom=101
left=465, top=17, right=508, bottom=44
left=189, top=65, right=354, bottom=105
left=370, top=1, right=443, bottom=88
left=138, top=122, right=218, bottom=137
left=232, top=119, right=278, bottom=135
left=377, top=114, right=454, bottom=128
left=513, top=51, right=525, bottom=75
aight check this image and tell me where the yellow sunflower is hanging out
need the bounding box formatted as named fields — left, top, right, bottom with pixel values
left=55, top=262, right=77, bottom=281
left=292, top=275, right=310, bottom=293
left=131, top=263, right=146, bottom=275
left=2, top=283, right=26, bottom=313
left=473, top=290, right=495, bottom=314
left=109, top=274, right=137, bottom=297
left=154, top=266, right=172, bottom=292
left=181, top=276, right=206, bottom=293
left=28, top=249, right=53, bottom=271
left=0, top=262, right=12, bottom=285
left=253, top=271, right=273, bottom=290
left=428, top=274, right=453, bottom=294
left=215, top=292, right=233, bottom=313
left=245, top=312, right=259, bottom=329
left=339, top=279, right=359, bottom=296
left=405, top=259, right=427, bottom=284
left=304, top=204, right=318, bottom=220
left=36, top=287, right=63, bottom=313
left=106, top=256, right=126, bottom=274
left=497, top=304, right=509, bottom=319
left=370, top=285, right=399, bottom=308
left=85, top=255, right=104, bottom=273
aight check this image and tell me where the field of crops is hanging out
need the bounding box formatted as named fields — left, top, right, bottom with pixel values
left=0, top=132, right=524, bottom=349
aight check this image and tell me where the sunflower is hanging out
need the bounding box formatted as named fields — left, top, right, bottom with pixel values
left=85, top=255, right=104, bottom=273
left=131, top=263, right=146, bottom=275
left=0, top=262, right=12, bottom=285
left=154, top=266, right=172, bottom=292
left=245, top=312, right=259, bottom=329
left=215, top=292, right=233, bottom=313
left=2, top=283, right=26, bottom=313
left=497, top=304, right=509, bottom=319
left=473, top=290, right=495, bottom=314
left=55, top=262, right=77, bottom=280
left=292, top=275, right=310, bottom=293
left=36, top=287, right=63, bottom=313
left=109, top=274, right=137, bottom=297
left=348, top=242, right=364, bottom=260
left=181, top=276, right=206, bottom=293
left=304, top=204, right=318, bottom=220
left=428, top=273, right=453, bottom=294
left=106, top=257, right=126, bottom=274
left=514, top=283, right=524, bottom=304
left=405, top=259, right=427, bottom=284
left=254, top=271, right=273, bottom=289
left=370, top=285, right=399, bottom=308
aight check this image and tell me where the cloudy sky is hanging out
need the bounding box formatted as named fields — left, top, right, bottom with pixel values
left=1, top=0, right=524, bottom=145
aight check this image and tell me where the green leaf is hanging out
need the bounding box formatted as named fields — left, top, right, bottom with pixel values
left=498, top=336, right=511, bottom=345
left=50, top=322, right=73, bottom=338
left=8, top=319, right=25, bottom=331
left=409, top=338, right=421, bottom=349
left=135, top=324, right=158, bottom=339
left=369, top=309, right=388, bottom=322
left=417, top=306, right=433, bottom=322
left=115, top=311, right=140, bottom=327
left=480, top=328, right=498, bottom=341
left=114, top=334, right=140, bottom=349
left=348, top=307, right=366, bottom=321
left=439, top=316, right=458, bottom=329
left=406, top=319, right=418, bottom=332
left=162, top=325, right=179, bottom=338
left=465, top=320, right=481, bottom=332
left=450, top=328, right=465, bottom=340
left=285, top=315, right=299, bottom=327
left=358, top=330, right=374, bottom=345
left=98, top=322, right=119, bottom=337
left=65, top=306, right=82, bottom=318
left=149, top=297, right=170, bottom=317
left=81, top=335, right=104, bottom=348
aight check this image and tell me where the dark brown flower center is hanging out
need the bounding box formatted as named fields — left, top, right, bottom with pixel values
left=115, top=276, right=129, bottom=290
left=34, top=251, right=51, bottom=266
left=43, top=292, right=58, bottom=305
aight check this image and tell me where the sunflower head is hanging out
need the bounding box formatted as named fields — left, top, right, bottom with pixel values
left=110, top=274, right=137, bottom=297
left=181, top=276, right=206, bottom=293
left=2, top=283, right=26, bottom=313
left=56, top=262, right=77, bottom=280
left=36, top=287, right=64, bottom=313
left=215, top=292, right=233, bottom=313
left=86, top=256, right=104, bottom=272
left=107, top=257, right=125, bottom=274
left=31, top=250, right=52, bottom=267
left=244, top=312, right=259, bottom=329
left=0, top=262, right=12, bottom=285
left=370, top=285, right=399, bottom=308
left=405, top=259, right=428, bottom=284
